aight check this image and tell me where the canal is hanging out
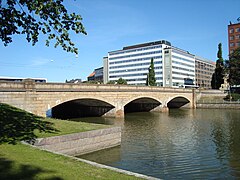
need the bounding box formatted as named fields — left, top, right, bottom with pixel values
left=75, top=109, right=240, bottom=179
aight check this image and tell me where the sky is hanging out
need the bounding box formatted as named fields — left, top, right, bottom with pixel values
left=0, top=0, right=240, bottom=82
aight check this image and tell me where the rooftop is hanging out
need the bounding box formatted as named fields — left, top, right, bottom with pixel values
left=122, top=40, right=171, bottom=50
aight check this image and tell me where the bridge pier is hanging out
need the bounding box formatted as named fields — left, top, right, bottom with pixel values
left=150, top=104, right=169, bottom=112
left=103, top=107, right=124, bottom=118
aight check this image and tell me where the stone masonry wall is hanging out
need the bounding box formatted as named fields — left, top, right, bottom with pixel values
left=34, top=127, right=121, bottom=156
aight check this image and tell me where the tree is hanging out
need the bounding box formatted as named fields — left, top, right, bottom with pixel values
left=146, top=58, right=156, bottom=86
left=211, top=43, right=224, bottom=89
left=117, top=78, right=127, bottom=85
left=0, top=0, right=87, bottom=54
left=0, top=103, right=57, bottom=144
left=228, top=47, right=240, bottom=86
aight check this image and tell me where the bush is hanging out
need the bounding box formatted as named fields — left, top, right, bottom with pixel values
left=224, top=93, right=240, bottom=101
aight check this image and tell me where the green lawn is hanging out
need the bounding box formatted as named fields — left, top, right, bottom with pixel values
left=36, top=118, right=109, bottom=138
left=0, top=143, right=140, bottom=180
left=0, top=103, right=141, bottom=179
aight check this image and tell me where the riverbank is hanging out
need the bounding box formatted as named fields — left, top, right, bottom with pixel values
left=0, top=143, right=141, bottom=180
left=0, top=103, right=144, bottom=179
left=196, top=90, right=240, bottom=109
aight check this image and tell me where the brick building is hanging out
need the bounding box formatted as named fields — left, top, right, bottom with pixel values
left=228, top=20, right=240, bottom=54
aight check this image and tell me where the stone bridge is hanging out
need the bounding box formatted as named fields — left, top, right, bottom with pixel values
left=0, top=80, right=196, bottom=118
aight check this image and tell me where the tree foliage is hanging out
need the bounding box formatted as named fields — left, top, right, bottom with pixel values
left=0, top=0, right=87, bottom=54
left=211, top=43, right=224, bottom=89
left=0, top=103, right=57, bottom=145
left=146, top=58, right=156, bottom=86
left=117, top=78, right=127, bottom=85
left=228, top=47, right=240, bottom=86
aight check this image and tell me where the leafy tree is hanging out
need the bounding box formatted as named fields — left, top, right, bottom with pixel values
left=147, top=58, right=156, bottom=86
left=211, top=43, right=224, bottom=89
left=0, top=103, right=57, bottom=144
left=0, top=0, right=87, bottom=54
left=117, top=78, right=127, bottom=85
left=228, top=47, right=240, bottom=86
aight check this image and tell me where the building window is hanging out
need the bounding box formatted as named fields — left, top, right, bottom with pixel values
left=230, top=43, right=235, bottom=47
left=230, top=36, right=234, bottom=40
left=236, top=35, right=240, bottom=39
left=230, top=28, right=234, bottom=33
left=237, top=42, right=240, bottom=47
left=236, top=27, right=240, bottom=33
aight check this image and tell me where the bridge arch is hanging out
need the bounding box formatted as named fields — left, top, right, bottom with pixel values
left=167, top=96, right=190, bottom=108
left=51, top=98, right=115, bottom=119
left=124, top=97, right=162, bottom=114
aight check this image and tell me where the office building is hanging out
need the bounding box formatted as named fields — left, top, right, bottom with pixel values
left=228, top=20, right=240, bottom=54
left=195, top=56, right=215, bottom=89
left=87, top=67, right=103, bottom=82
left=104, top=40, right=213, bottom=88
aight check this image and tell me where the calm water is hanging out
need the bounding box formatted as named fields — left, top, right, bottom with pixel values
left=77, top=109, right=240, bottom=179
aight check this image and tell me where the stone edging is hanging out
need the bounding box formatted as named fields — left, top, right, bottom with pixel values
left=34, top=127, right=121, bottom=156
left=26, top=142, right=161, bottom=180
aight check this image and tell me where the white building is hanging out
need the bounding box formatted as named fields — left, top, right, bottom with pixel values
left=103, top=40, right=208, bottom=87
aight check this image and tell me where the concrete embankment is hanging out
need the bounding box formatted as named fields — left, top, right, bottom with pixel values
left=197, top=103, right=240, bottom=109
left=196, top=89, right=240, bottom=109
left=34, top=127, right=121, bottom=156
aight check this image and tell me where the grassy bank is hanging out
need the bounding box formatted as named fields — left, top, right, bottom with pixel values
left=0, top=103, right=140, bottom=179
left=36, top=118, right=108, bottom=138
left=0, top=143, right=140, bottom=180
left=0, top=103, right=108, bottom=140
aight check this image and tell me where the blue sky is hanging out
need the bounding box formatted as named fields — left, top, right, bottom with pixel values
left=0, top=0, right=240, bottom=82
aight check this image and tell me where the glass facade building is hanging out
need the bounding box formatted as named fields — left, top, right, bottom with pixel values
left=103, top=40, right=213, bottom=87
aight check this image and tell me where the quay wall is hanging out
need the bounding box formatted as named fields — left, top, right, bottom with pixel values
left=34, top=127, right=121, bottom=156
left=197, top=103, right=240, bottom=109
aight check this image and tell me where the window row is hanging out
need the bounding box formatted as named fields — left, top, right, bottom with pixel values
left=109, top=56, right=162, bottom=65
left=229, top=34, right=240, bottom=40
left=125, top=77, right=162, bottom=82
left=229, top=27, right=240, bottom=33
left=109, top=51, right=162, bottom=60
left=195, top=67, right=214, bottom=72
left=109, top=66, right=162, bottom=74
left=172, top=55, right=194, bottom=64
left=172, top=77, right=185, bottom=80
left=109, top=71, right=162, bottom=78
left=172, top=66, right=195, bottom=72
left=172, top=71, right=194, bottom=77
left=196, top=70, right=213, bottom=75
left=230, top=42, right=240, bottom=47
left=196, top=74, right=212, bottom=79
left=109, top=61, right=162, bottom=69
left=109, top=45, right=162, bottom=56
left=172, top=60, right=195, bottom=68
left=196, top=61, right=215, bottom=68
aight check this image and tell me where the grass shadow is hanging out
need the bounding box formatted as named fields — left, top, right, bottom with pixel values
left=0, top=157, right=63, bottom=180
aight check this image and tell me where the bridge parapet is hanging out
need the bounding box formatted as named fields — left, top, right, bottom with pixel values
left=0, top=80, right=193, bottom=93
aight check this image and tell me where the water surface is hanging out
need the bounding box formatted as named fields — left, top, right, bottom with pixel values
left=77, top=109, right=240, bottom=179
